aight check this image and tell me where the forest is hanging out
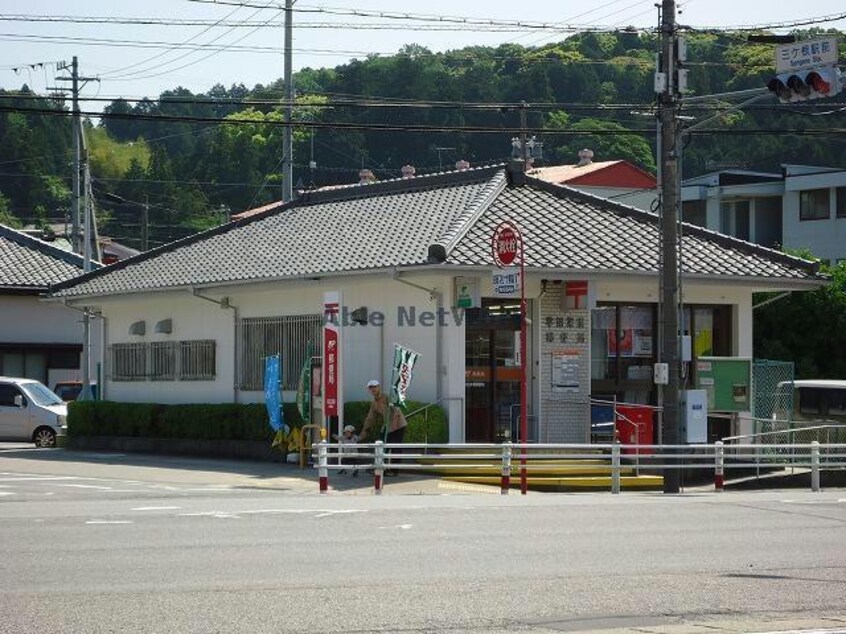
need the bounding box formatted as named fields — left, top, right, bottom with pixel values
left=1, top=28, right=845, bottom=377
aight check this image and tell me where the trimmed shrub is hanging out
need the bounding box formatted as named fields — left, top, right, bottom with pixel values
left=343, top=400, right=447, bottom=443
left=68, top=400, right=307, bottom=442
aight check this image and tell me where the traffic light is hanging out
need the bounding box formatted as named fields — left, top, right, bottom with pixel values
left=767, top=65, right=843, bottom=103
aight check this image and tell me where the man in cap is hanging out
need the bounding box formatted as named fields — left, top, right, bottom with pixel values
left=358, top=379, right=407, bottom=476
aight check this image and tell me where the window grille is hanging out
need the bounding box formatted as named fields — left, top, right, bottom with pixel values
left=237, top=315, right=321, bottom=390
left=149, top=341, right=177, bottom=381
left=180, top=340, right=216, bottom=381
left=110, top=343, right=147, bottom=381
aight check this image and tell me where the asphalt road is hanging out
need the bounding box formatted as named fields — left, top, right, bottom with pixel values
left=1, top=445, right=845, bottom=634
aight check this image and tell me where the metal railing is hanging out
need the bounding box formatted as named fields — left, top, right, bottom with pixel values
left=312, top=440, right=846, bottom=495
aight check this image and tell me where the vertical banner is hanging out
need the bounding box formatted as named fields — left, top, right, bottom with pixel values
left=390, top=344, right=421, bottom=410
left=322, top=292, right=342, bottom=421
left=296, top=341, right=313, bottom=423
left=264, top=354, right=283, bottom=432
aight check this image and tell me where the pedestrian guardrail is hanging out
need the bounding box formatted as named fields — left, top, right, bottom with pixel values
left=312, top=440, right=846, bottom=495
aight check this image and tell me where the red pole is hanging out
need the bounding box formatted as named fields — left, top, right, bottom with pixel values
left=519, top=232, right=528, bottom=495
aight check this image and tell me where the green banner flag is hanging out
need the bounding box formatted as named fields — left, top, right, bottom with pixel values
left=390, top=344, right=421, bottom=410
left=296, top=341, right=313, bottom=422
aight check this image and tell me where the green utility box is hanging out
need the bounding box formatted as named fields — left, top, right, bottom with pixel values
left=695, top=357, right=752, bottom=412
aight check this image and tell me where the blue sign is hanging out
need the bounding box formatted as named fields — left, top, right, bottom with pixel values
left=264, top=355, right=283, bottom=432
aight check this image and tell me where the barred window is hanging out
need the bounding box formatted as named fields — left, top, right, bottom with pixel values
left=237, top=315, right=321, bottom=390
left=149, top=342, right=177, bottom=381
left=180, top=340, right=216, bottom=381
left=110, top=343, right=147, bottom=381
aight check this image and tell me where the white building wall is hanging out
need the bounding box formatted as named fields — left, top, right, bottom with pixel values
left=573, top=186, right=657, bottom=213
left=2, top=296, right=86, bottom=344
left=782, top=187, right=846, bottom=262
left=95, top=293, right=236, bottom=404
left=0, top=295, right=101, bottom=388
left=92, top=273, right=467, bottom=437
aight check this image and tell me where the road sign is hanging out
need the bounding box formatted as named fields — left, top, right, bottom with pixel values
left=776, top=37, right=838, bottom=74
left=492, top=224, right=518, bottom=267
left=492, top=267, right=520, bottom=295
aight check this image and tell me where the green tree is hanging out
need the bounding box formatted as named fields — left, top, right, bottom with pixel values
left=0, top=192, right=21, bottom=228
left=755, top=257, right=846, bottom=379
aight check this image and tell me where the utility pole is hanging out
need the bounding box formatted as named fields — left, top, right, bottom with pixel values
left=658, top=0, right=681, bottom=493
left=54, top=57, right=98, bottom=402
left=282, top=0, right=294, bottom=203
left=142, top=195, right=150, bottom=252
left=54, top=56, right=97, bottom=255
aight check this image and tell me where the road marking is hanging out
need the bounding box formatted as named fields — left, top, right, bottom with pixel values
left=0, top=476, right=78, bottom=482
left=178, top=509, right=366, bottom=520
left=131, top=506, right=181, bottom=511
left=0, top=491, right=16, bottom=496
left=378, top=523, right=413, bottom=530
left=59, top=484, right=114, bottom=490
left=85, top=520, right=133, bottom=525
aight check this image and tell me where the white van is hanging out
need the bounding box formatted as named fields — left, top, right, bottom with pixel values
left=0, top=377, right=67, bottom=447
left=774, top=379, right=846, bottom=424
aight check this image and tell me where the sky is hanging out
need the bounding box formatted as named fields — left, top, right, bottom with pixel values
left=2, top=0, right=846, bottom=109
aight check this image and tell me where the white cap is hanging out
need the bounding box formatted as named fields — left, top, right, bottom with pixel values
left=366, top=379, right=380, bottom=388
left=343, top=424, right=356, bottom=433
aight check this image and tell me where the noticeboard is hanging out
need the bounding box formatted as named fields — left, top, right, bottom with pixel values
left=695, top=357, right=752, bottom=412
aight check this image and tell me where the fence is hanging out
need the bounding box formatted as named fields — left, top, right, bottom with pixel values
left=312, top=440, right=846, bottom=495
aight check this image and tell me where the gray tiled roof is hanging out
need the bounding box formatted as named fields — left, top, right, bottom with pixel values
left=449, top=178, right=820, bottom=281
left=51, top=167, right=822, bottom=300
left=0, top=224, right=89, bottom=293
left=53, top=168, right=505, bottom=298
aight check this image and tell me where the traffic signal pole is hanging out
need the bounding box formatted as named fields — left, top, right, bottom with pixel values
left=658, top=0, right=681, bottom=494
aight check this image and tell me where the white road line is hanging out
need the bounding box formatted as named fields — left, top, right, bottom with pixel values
left=0, top=476, right=79, bottom=482
left=131, top=506, right=181, bottom=511
left=85, top=520, right=133, bottom=525
left=0, top=491, right=16, bottom=496
left=59, top=484, right=114, bottom=490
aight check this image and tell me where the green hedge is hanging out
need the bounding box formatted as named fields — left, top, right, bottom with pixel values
left=68, top=399, right=447, bottom=443
left=68, top=401, right=305, bottom=442
left=342, top=400, right=448, bottom=444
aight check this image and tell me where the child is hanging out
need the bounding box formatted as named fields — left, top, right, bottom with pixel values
left=337, top=424, right=360, bottom=476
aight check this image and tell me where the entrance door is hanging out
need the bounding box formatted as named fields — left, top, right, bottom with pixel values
left=464, top=301, right=523, bottom=442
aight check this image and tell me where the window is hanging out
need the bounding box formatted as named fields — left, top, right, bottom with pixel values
left=180, top=340, right=216, bottom=381
left=237, top=315, right=322, bottom=390
left=837, top=187, right=846, bottom=218
left=110, top=341, right=217, bottom=382
left=111, top=343, right=147, bottom=381
left=683, top=200, right=707, bottom=227
left=149, top=342, right=177, bottom=381
left=800, top=188, right=830, bottom=221
left=590, top=304, right=655, bottom=404
left=798, top=387, right=821, bottom=415
left=0, top=383, right=23, bottom=407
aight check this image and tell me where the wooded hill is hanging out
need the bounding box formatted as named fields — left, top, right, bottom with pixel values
left=1, top=29, right=845, bottom=248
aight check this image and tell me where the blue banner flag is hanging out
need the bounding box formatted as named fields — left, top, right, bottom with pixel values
left=264, top=355, right=283, bottom=432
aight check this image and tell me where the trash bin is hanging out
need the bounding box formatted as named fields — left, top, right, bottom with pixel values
left=615, top=405, right=654, bottom=455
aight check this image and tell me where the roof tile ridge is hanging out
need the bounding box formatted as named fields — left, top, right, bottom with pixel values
left=426, top=170, right=507, bottom=263
left=296, top=164, right=505, bottom=207
left=0, top=223, right=93, bottom=270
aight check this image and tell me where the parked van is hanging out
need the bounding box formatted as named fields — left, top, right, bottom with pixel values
left=774, top=379, right=846, bottom=424
left=0, top=377, right=67, bottom=447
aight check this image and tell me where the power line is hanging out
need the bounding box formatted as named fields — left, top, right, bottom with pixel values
left=3, top=103, right=845, bottom=136
left=185, top=0, right=638, bottom=33
left=0, top=14, right=576, bottom=32
left=686, top=11, right=846, bottom=32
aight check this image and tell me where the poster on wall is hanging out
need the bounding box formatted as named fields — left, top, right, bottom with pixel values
left=608, top=329, right=653, bottom=357
left=552, top=351, right=581, bottom=393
